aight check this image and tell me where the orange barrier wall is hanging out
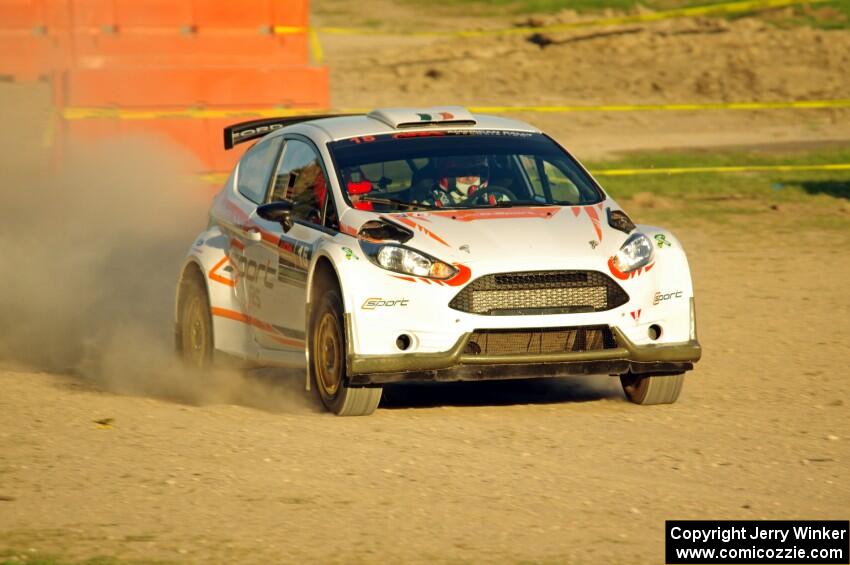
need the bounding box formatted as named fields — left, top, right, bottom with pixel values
left=66, top=0, right=310, bottom=69
left=63, top=67, right=327, bottom=108
left=0, top=0, right=63, bottom=80
left=70, top=34, right=309, bottom=69
left=0, top=0, right=312, bottom=77
left=0, top=0, right=328, bottom=174
left=60, top=66, right=330, bottom=171
left=67, top=0, right=309, bottom=29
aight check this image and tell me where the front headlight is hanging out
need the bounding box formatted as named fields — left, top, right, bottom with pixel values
left=612, top=233, right=654, bottom=273
left=360, top=242, right=456, bottom=279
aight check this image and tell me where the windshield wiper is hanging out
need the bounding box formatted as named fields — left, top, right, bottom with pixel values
left=358, top=195, right=433, bottom=210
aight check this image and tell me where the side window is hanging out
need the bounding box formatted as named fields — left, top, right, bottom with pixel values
left=271, top=139, right=327, bottom=226
left=236, top=137, right=283, bottom=203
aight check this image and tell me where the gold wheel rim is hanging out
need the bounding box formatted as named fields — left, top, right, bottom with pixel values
left=184, top=297, right=207, bottom=367
left=315, top=312, right=342, bottom=396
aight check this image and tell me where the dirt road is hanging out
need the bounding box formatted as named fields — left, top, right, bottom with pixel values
left=1, top=217, right=848, bottom=563
left=1, top=2, right=849, bottom=562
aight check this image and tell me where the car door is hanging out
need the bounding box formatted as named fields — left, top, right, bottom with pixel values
left=245, top=137, right=336, bottom=351
left=229, top=136, right=284, bottom=311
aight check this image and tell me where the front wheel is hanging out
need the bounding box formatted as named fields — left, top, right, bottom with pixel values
left=620, top=372, right=684, bottom=405
left=310, top=289, right=381, bottom=416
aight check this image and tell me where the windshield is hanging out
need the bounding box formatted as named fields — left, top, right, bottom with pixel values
left=328, top=131, right=604, bottom=212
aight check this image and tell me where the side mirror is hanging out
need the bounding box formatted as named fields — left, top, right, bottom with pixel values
left=257, top=201, right=294, bottom=232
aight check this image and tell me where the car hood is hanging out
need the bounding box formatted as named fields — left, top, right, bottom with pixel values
left=340, top=203, right=630, bottom=270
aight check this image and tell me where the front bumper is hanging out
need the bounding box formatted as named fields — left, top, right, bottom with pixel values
left=346, top=322, right=701, bottom=386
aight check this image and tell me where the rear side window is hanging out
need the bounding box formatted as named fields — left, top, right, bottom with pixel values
left=236, top=137, right=283, bottom=203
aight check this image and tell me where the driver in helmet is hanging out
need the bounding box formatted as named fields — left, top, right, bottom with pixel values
left=419, top=156, right=499, bottom=208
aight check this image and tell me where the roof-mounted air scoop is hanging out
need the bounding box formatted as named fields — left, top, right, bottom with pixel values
left=366, top=106, right=476, bottom=129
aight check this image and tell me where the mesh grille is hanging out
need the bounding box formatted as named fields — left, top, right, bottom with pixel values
left=449, top=270, right=629, bottom=315
left=465, top=326, right=617, bottom=356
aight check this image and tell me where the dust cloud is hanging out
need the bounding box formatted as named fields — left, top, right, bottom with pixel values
left=0, top=136, right=314, bottom=413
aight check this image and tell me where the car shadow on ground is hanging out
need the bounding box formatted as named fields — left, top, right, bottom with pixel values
left=40, top=367, right=623, bottom=414
left=793, top=179, right=850, bottom=200
left=379, top=376, right=624, bottom=409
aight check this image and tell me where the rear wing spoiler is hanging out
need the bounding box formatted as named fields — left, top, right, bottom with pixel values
left=223, top=114, right=354, bottom=150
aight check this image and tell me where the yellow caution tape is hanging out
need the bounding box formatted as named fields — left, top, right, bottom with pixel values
left=198, top=172, right=230, bottom=185
left=592, top=163, right=850, bottom=176
left=470, top=99, right=850, bottom=113
left=275, top=0, right=828, bottom=37
left=61, top=98, right=850, bottom=121
left=196, top=163, right=850, bottom=185
left=308, top=28, right=324, bottom=65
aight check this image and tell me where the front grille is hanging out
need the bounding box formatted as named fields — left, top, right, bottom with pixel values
left=449, top=270, right=629, bottom=315
left=465, top=326, right=617, bottom=356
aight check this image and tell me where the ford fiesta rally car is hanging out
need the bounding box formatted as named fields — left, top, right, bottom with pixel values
left=175, top=107, right=701, bottom=416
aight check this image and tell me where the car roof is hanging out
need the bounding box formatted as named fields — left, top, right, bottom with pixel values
left=277, top=107, right=542, bottom=142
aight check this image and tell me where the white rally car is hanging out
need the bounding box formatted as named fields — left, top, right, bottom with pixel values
left=175, top=107, right=701, bottom=416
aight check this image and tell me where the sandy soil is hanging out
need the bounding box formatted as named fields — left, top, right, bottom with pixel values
left=1, top=220, right=849, bottom=563
left=1, top=2, right=849, bottom=563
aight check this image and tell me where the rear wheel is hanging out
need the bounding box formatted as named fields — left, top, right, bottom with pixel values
left=620, top=372, right=684, bottom=405
left=178, top=273, right=214, bottom=369
left=310, top=289, right=381, bottom=416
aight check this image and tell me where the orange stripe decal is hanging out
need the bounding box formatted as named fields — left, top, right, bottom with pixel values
left=425, top=230, right=449, bottom=247
left=444, top=263, right=472, bottom=287
left=607, top=257, right=655, bottom=280
left=211, top=306, right=250, bottom=323
left=607, top=257, right=629, bottom=280
left=340, top=223, right=359, bottom=237
left=210, top=307, right=305, bottom=349
left=584, top=205, right=603, bottom=242
left=395, top=217, right=417, bottom=229
left=392, top=215, right=450, bottom=247
left=208, top=256, right=236, bottom=288
left=260, top=230, right=278, bottom=245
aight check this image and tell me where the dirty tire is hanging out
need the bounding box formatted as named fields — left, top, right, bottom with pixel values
left=310, top=289, right=381, bottom=416
left=620, top=372, right=684, bottom=405
left=178, top=273, right=214, bottom=369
